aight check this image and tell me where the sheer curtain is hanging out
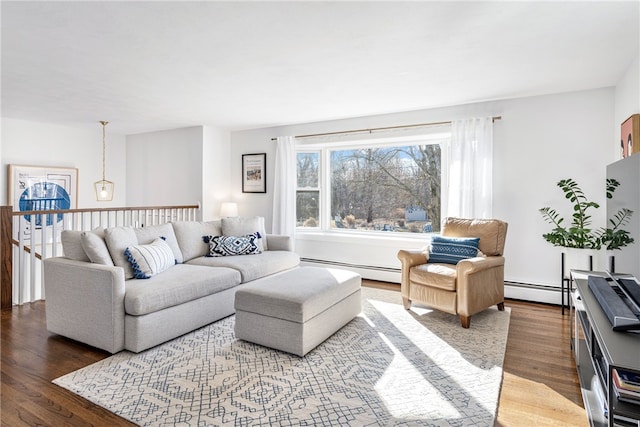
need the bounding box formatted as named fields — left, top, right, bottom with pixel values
left=272, top=136, right=297, bottom=237
left=447, top=117, right=493, bottom=218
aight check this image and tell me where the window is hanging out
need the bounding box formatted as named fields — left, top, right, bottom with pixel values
left=296, top=136, right=444, bottom=234
left=296, top=152, right=320, bottom=228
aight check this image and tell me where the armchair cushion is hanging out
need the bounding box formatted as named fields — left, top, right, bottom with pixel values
left=410, top=263, right=457, bottom=290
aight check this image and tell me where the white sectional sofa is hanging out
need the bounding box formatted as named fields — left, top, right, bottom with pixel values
left=44, top=217, right=300, bottom=354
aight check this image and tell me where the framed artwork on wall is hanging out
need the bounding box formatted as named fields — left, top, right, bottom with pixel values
left=242, top=153, right=266, bottom=193
left=621, top=114, right=640, bottom=158
left=8, top=164, right=78, bottom=230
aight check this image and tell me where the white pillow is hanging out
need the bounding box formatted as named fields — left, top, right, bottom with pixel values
left=105, top=226, right=138, bottom=279
left=221, top=216, right=268, bottom=251
left=134, top=223, right=183, bottom=263
left=61, top=230, right=90, bottom=262
left=172, top=220, right=222, bottom=262
left=124, top=238, right=175, bottom=279
left=80, top=229, right=115, bottom=266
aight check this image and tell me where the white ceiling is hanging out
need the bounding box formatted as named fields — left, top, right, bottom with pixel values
left=2, top=1, right=639, bottom=135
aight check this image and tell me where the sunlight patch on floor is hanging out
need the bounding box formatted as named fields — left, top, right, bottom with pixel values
left=374, top=332, right=462, bottom=420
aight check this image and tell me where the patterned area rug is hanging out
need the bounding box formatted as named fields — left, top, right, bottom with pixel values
left=53, top=287, right=510, bottom=426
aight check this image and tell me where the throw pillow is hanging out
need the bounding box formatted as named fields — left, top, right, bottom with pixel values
left=61, top=230, right=90, bottom=262
left=80, top=229, right=115, bottom=266
left=172, top=220, right=222, bottom=262
left=203, top=233, right=262, bottom=257
left=105, top=226, right=138, bottom=279
left=427, top=235, right=481, bottom=265
left=124, top=237, right=176, bottom=279
left=221, top=216, right=268, bottom=251
left=134, top=223, right=184, bottom=264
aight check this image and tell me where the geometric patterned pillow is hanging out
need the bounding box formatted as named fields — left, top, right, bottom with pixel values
left=203, top=233, right=262, bottom=257
left=427, top=235, right=481, bottom=265
left=124, top=237, right=176, bottom=279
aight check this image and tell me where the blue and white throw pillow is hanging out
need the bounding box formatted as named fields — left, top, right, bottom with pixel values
left=125, top=237, right=176, bottom=279
left=203, top=233, right=262, bottom=257
left=427, top=235, right=481, bottom=265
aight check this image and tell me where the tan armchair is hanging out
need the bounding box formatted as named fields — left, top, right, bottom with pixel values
left=397, top=217, right=508, bottom=328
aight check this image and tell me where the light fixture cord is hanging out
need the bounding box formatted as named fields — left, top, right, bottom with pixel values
left=100, top=121, right=108, bottom=182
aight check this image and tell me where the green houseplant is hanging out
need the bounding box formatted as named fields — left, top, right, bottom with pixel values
left=539, top=178, right=634, bottom=250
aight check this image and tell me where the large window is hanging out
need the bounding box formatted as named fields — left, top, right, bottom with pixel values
left=296, top=138, right=443, bottom=234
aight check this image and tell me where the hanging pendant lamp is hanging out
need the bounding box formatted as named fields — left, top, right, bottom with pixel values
left=94, top=120, right=114, bottom=201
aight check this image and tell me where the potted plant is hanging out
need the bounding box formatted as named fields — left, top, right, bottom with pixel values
left=539, top=178, right=634, bottom=269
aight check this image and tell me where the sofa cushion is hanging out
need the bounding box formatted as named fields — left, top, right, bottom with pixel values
left=81, top=229, right=115, bottom=266
left=204, top=234, right=262, bottom=257
left=427, top=235, right=480, bottom=265
left=172, top=220, right=222, bottom=262
left=105, top=226, right=138, bottom=279
left=134, top=223, right=183, bottom=264
left=187, top=251, right=300, bottom=283
left=61, top=230, right=90, bottom=262
left=222, top=216, right=268, bottom=251
left=125, top=238, right=176, bottom=279
left=124, top=264, right=241, bottom=316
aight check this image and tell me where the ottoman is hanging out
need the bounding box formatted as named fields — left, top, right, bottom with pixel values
left=234, top=266, right=362, bottom=356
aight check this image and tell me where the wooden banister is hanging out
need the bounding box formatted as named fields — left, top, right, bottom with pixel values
left=3, top=203, right=200, bottom=308
left=1, top=206, right=13, bottom=310
left=10, top=204, right=200, bottom=217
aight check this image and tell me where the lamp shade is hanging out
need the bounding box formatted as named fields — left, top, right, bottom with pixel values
left=220, top=202, right=238, bottom=218
left=94, top=179, right=114, bottom=201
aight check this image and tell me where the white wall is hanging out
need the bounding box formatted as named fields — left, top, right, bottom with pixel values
left=230, top=88, right=615, bottom=295
left=1, top=118, right=127, bottom=208
left=202, top=126, right=232, bottom=220
left=614, top=56, right=640, bottom=158
left=126, top=126, right=204, bottom=207
left=126, top=125, right=232, bottom=218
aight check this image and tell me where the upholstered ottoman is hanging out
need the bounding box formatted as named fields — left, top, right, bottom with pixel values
left=234, top=267, right=362, bottom=356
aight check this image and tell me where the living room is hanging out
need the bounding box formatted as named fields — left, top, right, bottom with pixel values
left=1, top=1, right=639, bottom=426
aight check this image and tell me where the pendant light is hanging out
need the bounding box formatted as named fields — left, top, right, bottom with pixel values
left=94, top=120, right=114, bottom=201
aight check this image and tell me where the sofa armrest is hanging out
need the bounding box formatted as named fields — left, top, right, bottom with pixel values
left=265, top=234, right=294, bottom=252
left=44, top=257, right=126, bottom=354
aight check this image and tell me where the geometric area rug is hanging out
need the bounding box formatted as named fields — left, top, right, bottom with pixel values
left=53, top=287, right=511, bottom=426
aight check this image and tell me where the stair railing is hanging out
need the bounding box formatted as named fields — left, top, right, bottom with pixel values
left=0, top=204, right=200, bottom=308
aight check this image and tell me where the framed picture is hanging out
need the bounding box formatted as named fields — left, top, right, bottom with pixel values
left=242, top=153, right=266, bottom=193
left=8, top=165, right=78, bottom=228
left=621, top=114, right=640, bottom=158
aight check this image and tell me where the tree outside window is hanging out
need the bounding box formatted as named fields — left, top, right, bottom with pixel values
left=296, top=142, right=441, bottom=234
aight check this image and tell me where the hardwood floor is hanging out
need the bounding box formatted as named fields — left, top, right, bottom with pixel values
left=1, top=281, right=587, bottom=426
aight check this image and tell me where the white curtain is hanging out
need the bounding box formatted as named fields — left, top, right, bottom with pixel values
left=272, top=136, right=297, bottom=237
left=447, top=117, right=493, bottom=218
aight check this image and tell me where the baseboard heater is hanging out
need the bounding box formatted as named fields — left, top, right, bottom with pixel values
left=504, top=280, right=563, bottom=293
left=300, top=258, right=400, bottom=273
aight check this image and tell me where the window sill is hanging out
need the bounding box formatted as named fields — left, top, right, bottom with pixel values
left=295, top=229, right=435, bottom=246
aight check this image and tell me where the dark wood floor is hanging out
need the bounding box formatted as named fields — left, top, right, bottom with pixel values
left=1, top=281, right=587, bottom=426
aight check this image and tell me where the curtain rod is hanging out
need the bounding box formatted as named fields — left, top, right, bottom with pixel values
left=270, top=116, right=502, bottom=141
